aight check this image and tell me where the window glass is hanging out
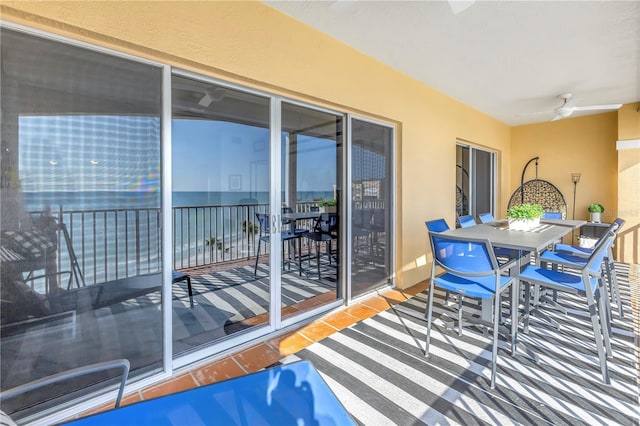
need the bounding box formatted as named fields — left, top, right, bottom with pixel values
left=0, top=29, right=163, bottom=419
left=350, top=119, right=393, bottom=297
left=171, top=75, right=271, bottom=355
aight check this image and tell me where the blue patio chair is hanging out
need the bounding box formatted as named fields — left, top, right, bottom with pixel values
left=542, top=218, right=625, bottom=317
left=518, top=229, right=616, bottom=384
left=425, top=219, right=452, bottom=302
left=478, top=212, right=495, bottom=224
left=426, top=232, right=518, bottom=389
left=427, top=217, right=516, bottom=268
left=457, top=214, right=477, bottom=228
left=425, top=218, right=450, bottom=233
left=254, top=213, right=302, bottom=276
left=542, top=211, right=563, bottom=219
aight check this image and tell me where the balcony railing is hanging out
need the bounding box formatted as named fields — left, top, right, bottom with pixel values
left=28, top=201, right=325, bottom=287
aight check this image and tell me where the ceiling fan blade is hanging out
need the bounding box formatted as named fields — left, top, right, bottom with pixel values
left=573, top=104, right=623, bottom=112
left=515, top=111, right=550, bottom=117
left=449, top=0, right=475, bottom=14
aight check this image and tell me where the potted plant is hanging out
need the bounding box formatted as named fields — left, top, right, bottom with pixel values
left=317, top=199, right=337, bottom=213
left=588, top=203, right=604, bottom=223
left=507, top=203, right=544, bottom=231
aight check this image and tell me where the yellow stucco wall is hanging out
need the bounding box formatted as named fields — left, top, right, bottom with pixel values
left=618, top=103, right=640, bottom=141
left=616, top=103, right=640, bottom=264
left=1, top=1, right=513, bottom=289
left=511, top=112, right=619, bottom=224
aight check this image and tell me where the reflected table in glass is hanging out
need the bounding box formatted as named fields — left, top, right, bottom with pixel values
left=64, top=360, right=355, bottom=426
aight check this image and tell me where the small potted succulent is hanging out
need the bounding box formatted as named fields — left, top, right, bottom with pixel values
left=588, top=203, right=604, bottom=223
left=507, top=203, right=544, bottom=231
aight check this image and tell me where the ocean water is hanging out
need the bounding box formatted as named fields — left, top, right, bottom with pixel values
left=172, top=191, right=334, bottom=208
left=21, top=191, right=334, bottom=211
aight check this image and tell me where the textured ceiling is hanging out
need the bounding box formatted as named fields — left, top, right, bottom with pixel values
left=264, top=0, right=640, bottom=126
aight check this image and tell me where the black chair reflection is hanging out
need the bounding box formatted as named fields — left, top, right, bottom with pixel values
left=254, top=213, right=302, bottom=276
left=0, top=216, right=84, bottom=295
left=281, top=207, right=310, bottom=235
left=304, top=213, right=337, bottom=279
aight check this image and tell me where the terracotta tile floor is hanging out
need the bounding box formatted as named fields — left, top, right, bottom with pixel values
left=73, top=283, right=421, bottom=420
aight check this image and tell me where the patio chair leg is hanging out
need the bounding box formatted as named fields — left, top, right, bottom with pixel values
left=425, top=280, right=435, bottom=357
left=186, top=276, right=193, bottom=308
left=586, top=296, right=610, bottom=385
left=511, top=279, right=519, bottom=355
left=523, top=282, right=531, bottom=334
left=606, top=259, right=623, bottom=318
left=599, top=276, right=613, bottom=339
left=490, top=289, right=500, bottom=389
left=254, top=240, right=261, bottom=275
left=457, top=296, right=463, bottom=337
left=597, top=284, right=613, bottom=359
left=316, top=242, right=321, bottom=279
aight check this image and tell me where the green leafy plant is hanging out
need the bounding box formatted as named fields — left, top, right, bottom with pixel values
left=507, top=203, right=544, bottom=220
left=317, top=199, right=337, bottom=207
left=588, top=203, right=604, bottom=213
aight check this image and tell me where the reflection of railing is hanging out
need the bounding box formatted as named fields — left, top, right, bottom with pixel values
left=28, top=202, right=324, bottom=286
left=31, top=207, right=163, bottom=286
left=173, top=204, right=268, bottom=269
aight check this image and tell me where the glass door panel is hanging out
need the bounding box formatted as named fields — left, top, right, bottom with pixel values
left=171, top=75, right=271, bottom=356
left=456, top=143, right=496, bottom=224
left=350, top=119, right=394, bottom=298
left=472, top=149, right=494, bottom=217
left=456, top=145, right=471, bottom=219
left=0, top=29, right=163, bottom=419
left=279, top=103, right=343, bottom=320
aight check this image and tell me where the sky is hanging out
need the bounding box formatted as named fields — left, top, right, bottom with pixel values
left=172, top=119, right=337, bottom=193
left=19, top=115, right=345, bottom=194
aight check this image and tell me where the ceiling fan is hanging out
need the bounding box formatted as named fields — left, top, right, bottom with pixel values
left=329, top=0, right=475, bottom=14
left=521, top=93, right=623, bottom=121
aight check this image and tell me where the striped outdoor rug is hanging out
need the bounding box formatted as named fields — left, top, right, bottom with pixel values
left=289, top=263, right=639, bottom=425
left=174, top=263, right=337, bottom=322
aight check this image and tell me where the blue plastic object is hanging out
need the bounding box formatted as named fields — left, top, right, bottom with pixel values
left=478, top=212, right=495, bottom=223
left=542, top=211, right=563, bottom=219
left=425, top=218, right=450, bottom=233
left=458, top=215, right=477, bottom=228
left=65, top=360, right=355, bottom=426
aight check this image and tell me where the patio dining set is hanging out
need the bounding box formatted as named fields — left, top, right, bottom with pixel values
left=424, top=214, right=625, bottom=389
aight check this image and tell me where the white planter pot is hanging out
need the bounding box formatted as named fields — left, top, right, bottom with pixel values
left=508, top=217, right=540, bottom=231
left=590, top=212, right=602, bottom=223
left=319, top=205, right=336, bottom=213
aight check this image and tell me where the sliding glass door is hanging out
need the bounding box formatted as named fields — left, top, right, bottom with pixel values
left=1, top=28, right=163, bottom=419
left=171, top=74, right=271, bottom=356
left=170, top=79, right=345, bottom=354
left=456, top=143, right=496, bottom=224
left=349, top=118, right=394, bottom=298
left=279, top=102, right=343, bottom=322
